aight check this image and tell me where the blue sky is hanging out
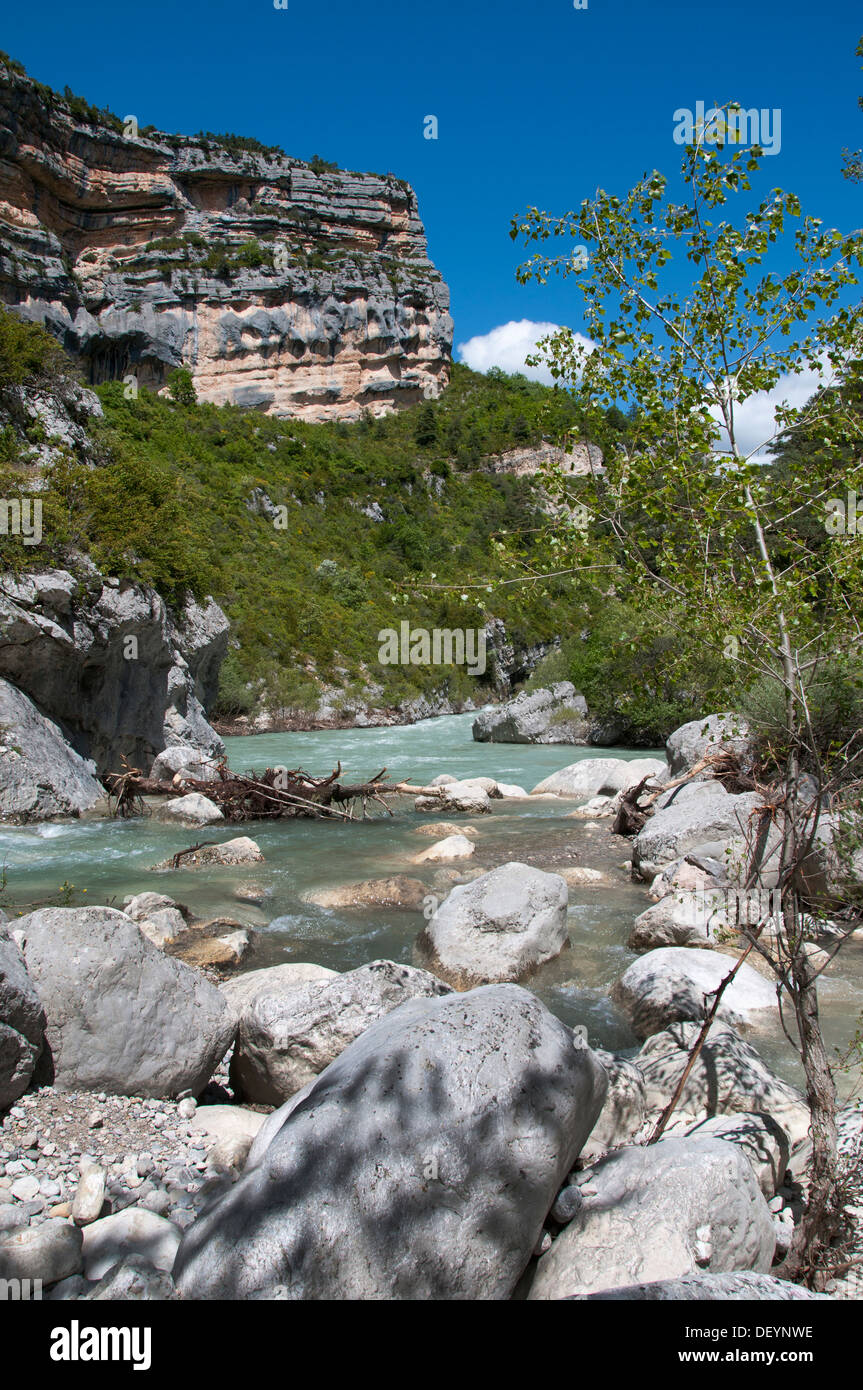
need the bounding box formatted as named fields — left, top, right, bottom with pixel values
left=3, top=0, right=861, bottom=400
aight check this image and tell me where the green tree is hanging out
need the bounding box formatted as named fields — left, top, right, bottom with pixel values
left=166, top=367, right=197, bottom=407
left=512, top=114, right=863, bottom=1285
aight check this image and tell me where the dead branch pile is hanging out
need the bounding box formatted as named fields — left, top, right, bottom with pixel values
left=611, top=749, right=775, bottom=839
left=104, top=761, right=448, bottom=822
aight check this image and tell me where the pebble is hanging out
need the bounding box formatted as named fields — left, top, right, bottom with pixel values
left=10, top=1176, right=40, bottom=1202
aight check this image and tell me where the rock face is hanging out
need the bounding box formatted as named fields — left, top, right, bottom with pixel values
left=666, top=713, right=754, bottom=779
left=0, top=677, right=105, bottom=821
left=417, top=862, right=569, bottom=988
left=528, top=1137, right=775, bottom=1299
left=230, top=959, right=451, bottom=1105
left=472, top=683, right=590, bottom=745
left=633, top=781, right=763, bottom=879
left=530, top=756, right=666, bottom=799
left=16, top=906, right=234, bottom=1097
left=173, top=984, right=608, bottom=1299
left=0, top=569, right=228, bottom=775
left=613, top=947, right=779, bottom=1038
left=0, top=59, right=452, bottom=422
left=0, top=923, right=45, bottom=1109
left=633, top=1022, right=810, bottom=1146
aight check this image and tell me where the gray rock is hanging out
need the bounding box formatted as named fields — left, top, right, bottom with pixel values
left=82, top=1209, right=181, bottom=1280
left=0, top=570, right=227, bottom=776
left=472, top=683, right=590, bottom=745
left=576, top=1271, right=830, bottom=1300
left=634, top=1022, right=810, bottom=1146
left=416, top=862, right=569, bottom=988
left=17, top=906, right=234, bottom=1097
left=530, top=756, right=666, bottom=799
left=150, top=836, right=263, bottom=870
left=628, top=890, right=734, bottom=951
left=84, top=1254, right=177, bottom=1300
left=612, top=946, right=779, bottom=1038
left=0, top=678, right=104, bottom=822
left=71, top=1167, right=107, bottom=1225
left=219, top=962, right=338, bottom=1023
left=634, top=780, right=763, bottom=879
left=581, top=1050, right=648, bottom=1163
left=666, top=713, right=754, bottom=779
left=174, top=984, right=608, bottom=1300
left=0, top=923, right=45, bottom=1108
left=675, top=1112, right=790, bottom=1198
left=0, top=1218, right=83, bottom=1285
left=155, top=793, right=224, bottom=825
left=149, top=745, right=222, bottom=783
left=230, top=958, right=451, bottom=1105
left=529, top=1137, right=775, bottom=1298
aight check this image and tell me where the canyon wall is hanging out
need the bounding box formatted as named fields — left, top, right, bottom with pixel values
left=0, top=59, right=453, bottom=421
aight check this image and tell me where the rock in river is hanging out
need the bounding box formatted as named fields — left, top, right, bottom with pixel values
left=416, top=861, right=569, bottom=988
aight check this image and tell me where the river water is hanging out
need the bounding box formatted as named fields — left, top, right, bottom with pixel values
left=1, top=712, right=861, bottom=1096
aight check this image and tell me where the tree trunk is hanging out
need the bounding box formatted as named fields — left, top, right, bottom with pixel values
left=780, top=946, right=840, bottom=1285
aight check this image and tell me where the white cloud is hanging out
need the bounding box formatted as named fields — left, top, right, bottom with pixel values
left=456, top=319, right=594, bottom=385
left=711, top=358, right=836, bottom=460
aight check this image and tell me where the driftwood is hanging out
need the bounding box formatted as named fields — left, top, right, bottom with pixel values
left=104, top=761, right=448, bottom=823
left=611, top=749, right=768, bottom=839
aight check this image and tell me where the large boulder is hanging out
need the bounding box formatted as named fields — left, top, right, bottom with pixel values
left=173, top=984, right=608, bottom=1300
left=666, top=713, right=754, bottom=779
left=0, top=569, right=227, bottom=775
left=15, top=906, right=234, bottom=1097
left=416, top=862, right=569, bottom=988
left=472, top=683, right=590, bottom=745
left=230, top=958, right=451, bottom=1105
left=528, top=1137, right=775, bottom=1298
left=0, top=924, right=45, bottom=1109
left=633, top=1022, right=810, bottom=1146
left=633, top=781, right=764, bottom=879
left=628, top=890, right=735, bottom=951
left=612, top=946, right=779, bottom=1039
left=530, top=756, right=666, bottom=800
left=0, top=678, right=104, bottom=822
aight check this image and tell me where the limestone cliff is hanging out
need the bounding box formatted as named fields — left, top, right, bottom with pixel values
left=0, top=59, right=453, bottom=421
